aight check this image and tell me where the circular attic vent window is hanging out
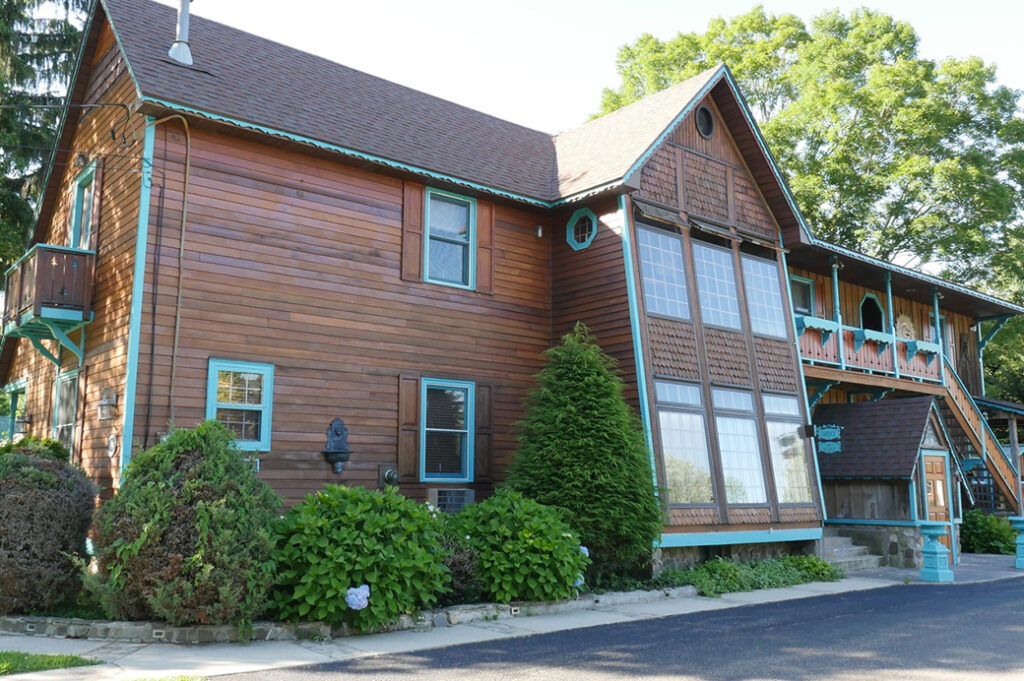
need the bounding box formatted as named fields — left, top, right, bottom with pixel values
left=566, top=208, right=598, bottom=251
left=696, top=105, right=715, bottom=138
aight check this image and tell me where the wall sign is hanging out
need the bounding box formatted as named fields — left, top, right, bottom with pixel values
left=815, top=424, right=844, bottom=454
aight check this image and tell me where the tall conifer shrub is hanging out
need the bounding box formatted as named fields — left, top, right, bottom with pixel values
left=506, top=323, right=662, bottom=580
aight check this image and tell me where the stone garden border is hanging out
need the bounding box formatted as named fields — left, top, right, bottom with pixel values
left=0, top=586, right=698, bottom=644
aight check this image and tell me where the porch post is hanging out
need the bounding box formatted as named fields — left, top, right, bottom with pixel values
left=885, top=271, right=899, bottom=378
left=831, top=256, right=845, bottom=370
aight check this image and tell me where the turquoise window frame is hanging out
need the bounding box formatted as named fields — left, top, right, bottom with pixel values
left=859, top=293, right=887, bottom=332
left=51, top=369, right=79, bottom=454
left=424, top=188, right=477, bottom=290
left=419, top=377, right=475, bottom=483
left=70, top=160, right=97, bottom=250
left=566, top=207, right=598, bottom=251
left=789, top=275, right=815, bottom=316
left=4, top=379, right=27, bottom=443
left=205, top=359, right=275, bottom=451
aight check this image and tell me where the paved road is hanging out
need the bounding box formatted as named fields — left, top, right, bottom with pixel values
left=220, top=578, right=1024, bottom=681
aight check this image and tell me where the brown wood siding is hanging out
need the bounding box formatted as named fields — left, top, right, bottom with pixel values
left=550, top=199, right=638, bottom=406
left=4, top=61, right=143, bottom=496
left=131, top=123, right=552, bottom=505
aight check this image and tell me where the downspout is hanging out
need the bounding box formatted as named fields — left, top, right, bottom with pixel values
left=830, top=256, right=845, bottom=370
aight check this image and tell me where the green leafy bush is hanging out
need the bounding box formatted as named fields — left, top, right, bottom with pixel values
left=0, top=445, right=97, bottom=614
left=448, top=489, right=590, bottom=603
left=961, top=509, right=1017, bottom=555
left=780, top=555, right=843, bottom=582
left=0, top=436, right=70, bottom=462
left=656, top=555, right=842, bottom=597
left=273, top=485, right=449, bottom=632
left=505, top=323, right=662, bottom=580
left=437, top=516, right=483, bottom=607
left=91, top=421, right=280, bottom=627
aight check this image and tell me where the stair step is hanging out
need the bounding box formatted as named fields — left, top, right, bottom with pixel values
left=829, top=555, right=884, bottom=572
left=821, top=536, right=855, bottom=549
left=825, top=546, right=871, bottom=560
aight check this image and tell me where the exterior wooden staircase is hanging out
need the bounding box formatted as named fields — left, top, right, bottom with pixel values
left=941, top=357, right=1020, bottom=511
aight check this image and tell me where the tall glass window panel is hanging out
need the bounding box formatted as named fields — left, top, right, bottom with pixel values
left=637, top=228, right=690, bottom=320
left=766, top=421, right=814, bottom=503
left=693, top=242, right=741, bottom=329
left=715, top=416, right=767, bottom=504
left=742, top=256, right=788, bottom=338
left=52, top=373, right=78, bottom=454
left=427, top=193, right=472, bottom=286
left=423, top=383, right=471, bottom=479
left=659, top=410, right=714, bottom=504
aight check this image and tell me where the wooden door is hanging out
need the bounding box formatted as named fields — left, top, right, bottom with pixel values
left=924, top=453, right=951, bottom=562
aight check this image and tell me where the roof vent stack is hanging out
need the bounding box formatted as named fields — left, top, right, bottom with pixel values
left=167, top=0, right=193, bottom=65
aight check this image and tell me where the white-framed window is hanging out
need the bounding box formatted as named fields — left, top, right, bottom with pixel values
left=742, top=255, right=787, bottom=338
left=420, top=378, right=475, bottom=483
left=712, top=388, right=767, bottom=504
left=693, top=241, right=741, bottom=329
left=637, top=227, right=691, bottom=320
left=789, top=276, right=814, bottom=317
left=655, top=380, right=714, bottom=505
left=763, top=394, right=814, bottom=503
left=52, top=370, right=78, bottom=454
left=70, top=161, right=97, bottom=250
left=424, top=188, right=476, bottom=289
left=205, top=359, right=274, bottom=451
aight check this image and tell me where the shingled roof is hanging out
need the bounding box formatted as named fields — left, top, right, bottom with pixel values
left=814, top=397, right=939, bottom=479
left=100, top=0, right=721, bottom=204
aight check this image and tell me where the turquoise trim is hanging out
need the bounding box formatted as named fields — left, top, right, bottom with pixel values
left=827, top=519, right=923, bottom=527
left=70, top=160, right=97, bottom=250
left=618, top=196, right=658, bottom=492
left=419, top=377, right=475, bottom=483
left=794, top=315, right=838, bottom=346
left=852, top=328, right=891, bottom=354
left=423, top=188, right=477, bottom=290
left=659, top=527, right=822, bottom=548
left=36, top=307, right=90, bottom=322
left=979, top=315, right=1011, bottom=352
left=885, top=272, right=900, bottom=378
left=830, top=257, right=845, bottom=369
left=566, top=207, right=598, bottom=251
left=858, top=292, right=886, bottom=333
left=120, top=120, right=156, bottom=472
left=789, top=275, right=815, bottom=316
left=2, top=379, right=27, bottom=394
left=945, top=356, right=1019, bottom=476
left=205, top=358, right=275, bottom=451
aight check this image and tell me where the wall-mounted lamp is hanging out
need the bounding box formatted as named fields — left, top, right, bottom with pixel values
left=75, top=152, right=90, bottom=168
left=534, top=225, right=543, bottom=238
left=97, top=387, right=118, bottom=421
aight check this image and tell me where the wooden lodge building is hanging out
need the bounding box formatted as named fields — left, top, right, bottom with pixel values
left=3, top=0, right=1022, bottom=566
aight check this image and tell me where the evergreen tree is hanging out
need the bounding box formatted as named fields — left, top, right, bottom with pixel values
left=505, top=322, right=662, bottom=580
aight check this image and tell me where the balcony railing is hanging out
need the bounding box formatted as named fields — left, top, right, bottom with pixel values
left=794, top=314, right=942, bottom=383
left=3, top=244, right=95, bottom=330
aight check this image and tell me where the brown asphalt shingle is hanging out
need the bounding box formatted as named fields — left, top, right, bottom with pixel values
left=814, top=397, right=938, bottom=478
left=101, top=0, right=721, bottom=203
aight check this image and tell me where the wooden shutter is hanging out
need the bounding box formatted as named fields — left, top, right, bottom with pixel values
left=401, top=182, right=424, bottom=282
left=476, top=202, right=494, bottom=294
left=396, top=374, right=420, bottom=482
left=474, top=384, right=493, bottom=482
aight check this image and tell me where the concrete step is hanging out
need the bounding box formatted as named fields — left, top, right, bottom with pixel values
left=821, top=535, right=856, bottom=550
left=824, top=545, right=871, bottom=561
left=830, top=555, right=884, bottom=572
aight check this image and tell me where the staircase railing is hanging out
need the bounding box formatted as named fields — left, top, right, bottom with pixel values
left=942, top=356, right=1020, bottom=510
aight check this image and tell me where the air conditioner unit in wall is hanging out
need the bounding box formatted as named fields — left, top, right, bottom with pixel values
left=427, top=488, right=475, bottom=514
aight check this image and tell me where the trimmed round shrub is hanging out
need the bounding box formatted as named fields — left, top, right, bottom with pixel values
left=92, top=421, right=281, bottom=626
left=961, top=509, right=1017, bottom=555
left=0, top=443, right=96, bottom=614
left=505, top=323, right=662, bottom=580
left=273, top=485, right=449, bottom=632
left=448, top=489, right=590, bottom=603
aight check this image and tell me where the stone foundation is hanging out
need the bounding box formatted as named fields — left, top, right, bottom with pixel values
left=653, top=540, right=817, bottom=574
left=833, top=524, right=924, bottom=568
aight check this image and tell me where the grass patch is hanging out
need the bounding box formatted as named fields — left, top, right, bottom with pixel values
left=0, top=651, right=101, bottom=675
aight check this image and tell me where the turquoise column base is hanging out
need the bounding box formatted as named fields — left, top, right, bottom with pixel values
left=1008, top=517, right=1024, bottom=570
left=919, top=522, right=954, bottom=583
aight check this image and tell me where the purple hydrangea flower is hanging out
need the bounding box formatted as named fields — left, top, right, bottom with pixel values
left=345, top=584, right=370, bottom=610
left=579, top=545, right=590, bottom=558
left=574, top=574, right=585, bottom=588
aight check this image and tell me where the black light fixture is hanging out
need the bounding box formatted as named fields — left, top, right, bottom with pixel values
left=322, top=418, right=352, bottom=474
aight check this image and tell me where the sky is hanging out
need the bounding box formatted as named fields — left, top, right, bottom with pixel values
left=152, top=0, right=1024, bottom=134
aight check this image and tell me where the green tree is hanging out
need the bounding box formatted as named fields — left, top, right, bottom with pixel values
left=598, top=6, right=1024, bottom=290
left=0, top=0, right=87, bottom=264
left=505, top=323, right=662, bottom=582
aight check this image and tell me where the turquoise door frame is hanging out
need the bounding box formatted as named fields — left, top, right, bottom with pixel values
left=920, top=447, right=958, bottom=565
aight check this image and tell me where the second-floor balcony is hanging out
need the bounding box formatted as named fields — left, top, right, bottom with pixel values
left=794, top=314, right=943, bottom=383
left=3, top=244, right=95, bottom=365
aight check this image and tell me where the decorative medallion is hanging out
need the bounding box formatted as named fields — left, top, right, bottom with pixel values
left=895, top=313, right=916, bottom=340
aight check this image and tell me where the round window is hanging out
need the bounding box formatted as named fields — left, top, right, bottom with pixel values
left=566, top=208, right=598, bottom=251
left=696, top=105, right=715, bottom=138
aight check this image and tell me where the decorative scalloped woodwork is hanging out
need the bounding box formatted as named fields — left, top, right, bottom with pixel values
left=733, top=171, right=776, bottom=240
left=668, top=507, right=718, bottom=526
left=780, top=506, right=820, bottom=523
left=682, top=152, right=730, bottom=223
left=727, top=507, right=771, bottom=524
left=705, top=327, right=753, bottom=386
left=753, top=336, right=799, bottom=392
left=637, top=145, right=679, bottom=208
left=649, top=317, right=701, bottom=380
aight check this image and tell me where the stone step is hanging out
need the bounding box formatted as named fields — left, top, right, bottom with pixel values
left=824, top=545, right=871, bottom=560
left=830, top=554, right=884, bottom=572
left=821, top=535, right=856, bottom=549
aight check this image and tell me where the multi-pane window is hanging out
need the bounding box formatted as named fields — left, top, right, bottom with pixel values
left=70, top=161, right=96, bottom=250
left=637, top=227, right=690, bottom=320
left=206, top=359, right=274, bottom=450
left=742, top=255, right=787, bottom=338
left=425, top=189, right=476, bottom=288
left=692, top=242, right=741, bottom=329
left=52, top=371, right=78, bottom=454
left=421, top=379, right=475, bottom=482
left=655, top=380, right=713, bottom=504
left=763, top=394, right=814, bottom=504
left=712, top=388, right=767, bottom=504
